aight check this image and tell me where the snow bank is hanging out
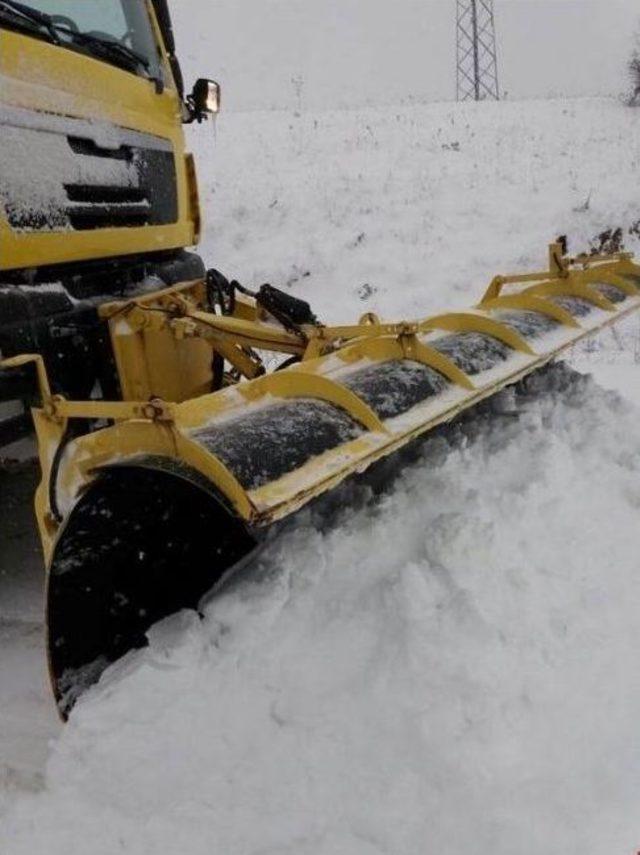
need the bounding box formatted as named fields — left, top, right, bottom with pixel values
left=3, top=368, right=640, bottom=855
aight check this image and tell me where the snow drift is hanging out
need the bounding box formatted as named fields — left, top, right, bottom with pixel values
left=3, top=366, right=640, bottom=855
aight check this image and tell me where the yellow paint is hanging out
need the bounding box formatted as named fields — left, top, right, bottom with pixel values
left=420, top=311, right=535, bottom=355
left=523, top=280, right=616, bottom=311
left=479, top=294, right=580, bottom=328
left=1, top=19, right=197, bottom=270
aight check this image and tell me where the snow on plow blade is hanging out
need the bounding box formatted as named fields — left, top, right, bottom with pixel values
left=6, top=242, right=640, bottom=715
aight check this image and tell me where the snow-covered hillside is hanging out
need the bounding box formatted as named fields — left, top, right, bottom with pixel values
left=2, top=97, right=640, bottom=854
left=193, top=97, right=640, bottom=320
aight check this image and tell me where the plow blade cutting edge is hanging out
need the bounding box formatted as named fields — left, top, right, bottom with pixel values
left=5, top=241, right=640, bottom=715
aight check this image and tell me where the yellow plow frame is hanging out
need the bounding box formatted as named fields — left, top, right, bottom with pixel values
left=12, top=239, right=639, bottom=553
left=4, top=240, right=640, bottom=714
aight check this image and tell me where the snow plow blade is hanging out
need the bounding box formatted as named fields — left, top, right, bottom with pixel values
left=5, top=241, right=640, bottom=715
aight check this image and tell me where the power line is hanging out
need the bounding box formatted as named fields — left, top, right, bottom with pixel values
left=456, top=0, right=500, bottom=101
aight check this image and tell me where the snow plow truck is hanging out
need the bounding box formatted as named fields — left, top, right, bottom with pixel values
left=2, top=0, right=640, bottom=717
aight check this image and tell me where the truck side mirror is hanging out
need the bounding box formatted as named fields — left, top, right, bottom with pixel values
left=186, top=79, right=221, bottom=122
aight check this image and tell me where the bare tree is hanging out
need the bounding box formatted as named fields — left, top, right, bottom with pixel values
left=627, top=40, right=640, bottom=105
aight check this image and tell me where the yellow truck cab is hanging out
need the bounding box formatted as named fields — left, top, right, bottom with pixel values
left=0, top=0, right=218, bottom=445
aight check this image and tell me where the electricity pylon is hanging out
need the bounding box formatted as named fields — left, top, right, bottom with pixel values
left=456, top=0, right=500, bottom=101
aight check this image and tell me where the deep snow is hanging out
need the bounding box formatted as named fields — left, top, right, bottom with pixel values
left=4, top=368, right=640, bottom=855
left=2, top=96, right=640, bottom=854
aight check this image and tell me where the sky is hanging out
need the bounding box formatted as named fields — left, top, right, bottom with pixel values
left=171, top=0, right=639, bottom=111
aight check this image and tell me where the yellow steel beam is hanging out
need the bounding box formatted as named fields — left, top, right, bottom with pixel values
left=0, top=353, right=53, bottom=401
left=522, top=280, right=616, bottom=311
left=189, top=310, right=305, bottom=353
left=0, top=352, right=176, bottom=429
left=480, top=245, right=635, bottom=303
left=172, top=432, right=257, bottom=521
left=238, top=371, right=389, bottom=434
left=482, top=270, right=557, bottom=302
left=418, top=312, right=535, bottom=354
left=478, top=294, right=580, bottom=327
left=579, top=269, right=640, bottom=297
left=98, top=279, right=206, bottom=318
left=231, top=292, right=261, bottom=322
left=408, top=339, right=477, bottom=389
left=50, top=398, right=175, bottom=423
left=178, top=323, right=265, bottom=379
left=295, top=334, right=476, bottom=391
left=309, top=321, right=419, bottom=343
left=607, top=259, right=640, bottom=278
left=571, top=251, right=632, bottom=267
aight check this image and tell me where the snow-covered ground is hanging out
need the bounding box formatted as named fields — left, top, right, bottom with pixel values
left=193, top=98, right=640, bottom=315
left=3, top=96, right=640, bottom=854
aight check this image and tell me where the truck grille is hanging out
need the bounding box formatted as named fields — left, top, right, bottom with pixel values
left=63, top=184, right=151, bottom=230
left=0, top=106, right=178, bottom=233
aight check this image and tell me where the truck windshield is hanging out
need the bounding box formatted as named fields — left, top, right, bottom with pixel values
left=1, top=0, right=162, bottom=81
